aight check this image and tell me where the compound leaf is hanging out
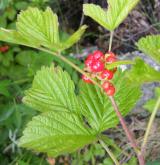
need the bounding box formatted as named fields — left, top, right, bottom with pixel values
left=83, top=0, right=139, bottom=31
left=79, top=69, right=141, bottom=132
left=23, top=65, right=80, bottom=114
left=126, top=58, right=160, bottom=84
left=136, top=35, right=160, bottom=64
left=19, top=111, right=96, bottom=157
left=0, top=7, right=86, bottom=51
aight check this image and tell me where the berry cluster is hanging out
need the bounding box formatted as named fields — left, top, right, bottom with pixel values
left=82, top=50, right=117, bottom=96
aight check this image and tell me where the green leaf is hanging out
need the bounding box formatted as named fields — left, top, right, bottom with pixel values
left=83, top=4, right=109, bottom=30
left=78, top=69, right=141, bottom=132
left=143, top=87, right=160, bottom=113
left=136, top=35, right=160, bottom=64
left=62, top=25, right=88, bottom=49
left=15, top=1, right=28, bottom=10
left=0, top=7, right=87, bottom=51
left=15, top=50, right=53, bottom=75
left=126, top=58, right=160, bottom=85
left=146, top=160, right=160, bottom=165
left=0, top=104, right=15, bottom=122
left=106, top=60, right=134, bottom=70
left=0, top=80, right=11, bottom=97
left=83, top=0, right=139, bottom=31
left=0, top=16, right=7, bottom=28
left=17, top=7, right=60, bottom=50
left=23, top=65, right=81, bottom=114
left=0, top=29, right=34, bottom=47
left=19, top=111, right=96, bottom=157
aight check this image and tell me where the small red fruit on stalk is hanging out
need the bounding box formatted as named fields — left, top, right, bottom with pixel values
left=82, top=75, right=92, bottom=83
left=101, top=69, right=114, bottom=80
left=0, top=45, right=9, bottom=53
left=91, top=60, right=104, bottom=72
left=106, top=56, right=117, bottom=63
left=85, top=54, right=94, bottom=68
left=105, top=51, right=117, bottom=63
left=106, top=51, right=116, bottom=57
left=105, top=85, right=115, bottom=96
left=93, top=50, right=104, bottom=60
left=102, top=81, right=111, bottom=90
left=102, top=81, right=116, bottom=96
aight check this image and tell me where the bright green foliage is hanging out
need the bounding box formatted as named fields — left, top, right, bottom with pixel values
left=62, top=25, right=87, bottom=50
left=23, top=65, right=80, bottom=113
left=0, top=80, right=11, bottom=97
left=79, top=70, right=141, bottom=132
left=122, top=157, right=137, bottom=165
left=19, top=111, right=96, bottom=157
left=83, top=0, right=139, bottom=31
left=20, top=66, right=97, bottom=157
left=0, top=7, right=87, bottom=51
left=143, top=87, right=160, bottom=113
left=136, top=35, right=160, bottom=64
left=20, top=66, right=141, bottom=157
left=126, top=58, right=160, bottom=84
left=17, top=7, right=60, bottom=48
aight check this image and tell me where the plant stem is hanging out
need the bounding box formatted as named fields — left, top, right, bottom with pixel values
left=109, top=31, right=114, bottom=52
left=108, top=30, right=145, bottom=165
left=38, top=47, right=102, bottom=89
left=141, top=97, right=160, bottom=154
left=109, top=96, right=145, bottom=165
left=99, top=140, right=120, bottom=165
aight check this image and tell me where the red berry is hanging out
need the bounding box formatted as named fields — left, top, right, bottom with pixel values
left=102, top=81, right=111, bottom=91
left=85, top=54, right=94, bottom=68
left=82, top=75, right=92, bottom=83
left=106, top=56, right=117, bottom=63
left=106, top=51, right=116, bottom=57
left=105, top=85, right=115, bottom=96
left=102, top=81, right=116, bottom=96
left=0, top=45, right=9, bottom=53
left=93, top=50, right=104, bottom=60
left=101, top=69, right=114, bottom=80
left=91, top=60, right=104, bottom=72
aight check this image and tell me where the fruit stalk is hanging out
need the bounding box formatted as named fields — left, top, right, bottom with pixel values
left=141, top=97, right=160, bottom=155
left=99, top=139, right=120, bottom=165
left=109, top=31, right=114, bottom=52
left=109, top=96, right=145, bottom=165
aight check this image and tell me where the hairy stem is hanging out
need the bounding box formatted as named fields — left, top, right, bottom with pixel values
left=99, top=140, right=120, bottom=165
left=141, top=97, right=160, bottom=154
left=108, top=30, right=145, bottom=165
left=109, top=96, right=145, bottom=165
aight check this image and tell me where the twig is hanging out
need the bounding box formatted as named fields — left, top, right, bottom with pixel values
left=99, top=139, right=120, bottom=165
left=141, top=97, right=160, bottom=155
left=109, top=31, right=114, bottom=52
left=109, top=96, right=145, bottom=165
